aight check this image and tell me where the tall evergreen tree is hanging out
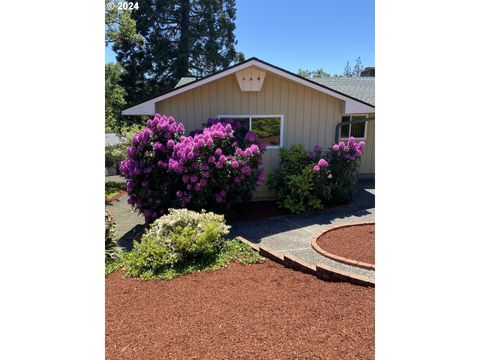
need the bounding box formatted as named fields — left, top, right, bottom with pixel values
left=343, top=61, right=352, bottom=77
left=105, top=0, right=144, bottom=46
left=352, top=57, right=364, bottom=77
left=343, top=57, right=364, bottom=77
left=112, top=0, right=241, bottom=104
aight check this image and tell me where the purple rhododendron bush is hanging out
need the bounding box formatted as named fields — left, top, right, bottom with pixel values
left=267, top=137, right=365, bottom=214
left=120, top=114, right=265, bottom=222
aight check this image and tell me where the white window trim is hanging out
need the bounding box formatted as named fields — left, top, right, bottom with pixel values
left=217, top=114, right=284, bottom=149
left=339, top=114, right=368, bottom=141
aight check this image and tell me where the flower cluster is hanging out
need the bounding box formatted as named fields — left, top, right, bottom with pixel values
left=120, top=115, right=265, bottom=222
left=171, top=121, right=264, bottom=208
left=332, top=136, right=365, bottom=161
left=313, top=158, right=329, bottom=173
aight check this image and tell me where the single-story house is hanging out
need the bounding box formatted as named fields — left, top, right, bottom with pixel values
left=122, top=57, right=375, bottom=200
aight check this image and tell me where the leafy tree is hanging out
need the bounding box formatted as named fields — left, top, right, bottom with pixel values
left=235, top=51, right=245, bottom=63
left=297, top=68, right=331, bottom=78
left=312, top=69, right=331, bottom=78
left=112, top=0, right=242, bottom=104
left=297, top=69, right=311, bottom=78
left=105, top=63, right=127, bottom=134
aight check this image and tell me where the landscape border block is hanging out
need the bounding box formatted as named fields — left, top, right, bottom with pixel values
left=238, top=235, right=375, bottom=287
left=311, top=221, right=375, bottom=270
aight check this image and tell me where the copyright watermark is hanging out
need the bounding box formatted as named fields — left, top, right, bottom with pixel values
left=106, top=2, right=139, bottom=11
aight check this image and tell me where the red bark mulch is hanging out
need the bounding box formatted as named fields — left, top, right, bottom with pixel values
left=317, top=224, right=375, bottom=265
left=106, top=260, right=374, bottom=360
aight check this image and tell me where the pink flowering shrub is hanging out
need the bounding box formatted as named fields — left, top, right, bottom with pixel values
left=267, top=137, right=365, bottom=214
left=324, top=136, right=365, bottom=204
left=120, top=114, right=265, bottom=222
left=170, top=120, right=265, bottom=210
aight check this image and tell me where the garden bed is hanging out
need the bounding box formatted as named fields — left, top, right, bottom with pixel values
left=313, top=223, right=375, bottom=269
left=106, top=260, right=374, bottom=360
left=105, top=181, right=126, bottom=202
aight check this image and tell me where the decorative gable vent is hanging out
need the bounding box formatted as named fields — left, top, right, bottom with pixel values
left=235, top=68, right=266, bottom=91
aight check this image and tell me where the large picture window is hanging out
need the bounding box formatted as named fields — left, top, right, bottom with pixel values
left=217, top=115, right=284, bottom=148
left=340, top=115, right=368, bottom=140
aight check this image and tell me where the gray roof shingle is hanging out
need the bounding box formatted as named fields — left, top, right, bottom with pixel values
left=174, top=75, right=375, bottom=106
left=312, top=77, right=375, bottom=106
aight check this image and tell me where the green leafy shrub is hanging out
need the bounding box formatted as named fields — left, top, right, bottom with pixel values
left=267, top=145, right=326, bottom=214
left=267, top=138, right=364, bottom=214
left=105, top=209, right=119, bottom=261
left=123, top=209, right=231, bottom=278
left=121, top=209, right=263, bottom=279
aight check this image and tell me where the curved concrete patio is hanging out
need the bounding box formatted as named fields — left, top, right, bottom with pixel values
left=229, top=182, right=375, bottom=281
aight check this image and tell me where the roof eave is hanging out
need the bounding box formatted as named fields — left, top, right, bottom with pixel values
left=121, top=57, right=374, bottom=116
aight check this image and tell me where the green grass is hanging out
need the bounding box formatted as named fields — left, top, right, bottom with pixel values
left=105, top=238, right=263, bottom=280
left=105, top=182, right=125, bottom=201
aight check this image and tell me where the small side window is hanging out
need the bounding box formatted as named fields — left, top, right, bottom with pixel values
left=340, top=115, right=367, bottom=139
left=350, top=115, right=367, bottom=137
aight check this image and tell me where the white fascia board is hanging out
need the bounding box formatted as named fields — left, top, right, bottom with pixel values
left=345, top=101, right=375, bottom=114
left=122, top=59, right=375, bottom=115
left=121, top=102, right=156, bottom=116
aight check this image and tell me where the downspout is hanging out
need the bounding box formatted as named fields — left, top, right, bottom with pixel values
left=335, top=117, right=375, bottom=143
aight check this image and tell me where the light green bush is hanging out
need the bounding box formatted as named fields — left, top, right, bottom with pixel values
left=123, top=209, right=231, bottom=278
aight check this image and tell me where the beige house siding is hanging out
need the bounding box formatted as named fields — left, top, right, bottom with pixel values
left=358, top=114, right=375, bottom=175
left=155, top=70, right=374, bottom=199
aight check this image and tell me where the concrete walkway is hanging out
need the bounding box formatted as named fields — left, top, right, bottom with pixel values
left=105, top=175, right=146, bottom=250
left=105, top=175, right=125, bottom=184
left=106, top=174, right=375, bottom=279
left=229, top=184, right=375, bottom=280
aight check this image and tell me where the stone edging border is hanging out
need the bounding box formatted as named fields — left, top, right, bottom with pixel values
left=236, top=236, right=374, bottom=288
left=105, top=191, right=127, bottom=204
left=311, top=221, right=375, bottom=270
